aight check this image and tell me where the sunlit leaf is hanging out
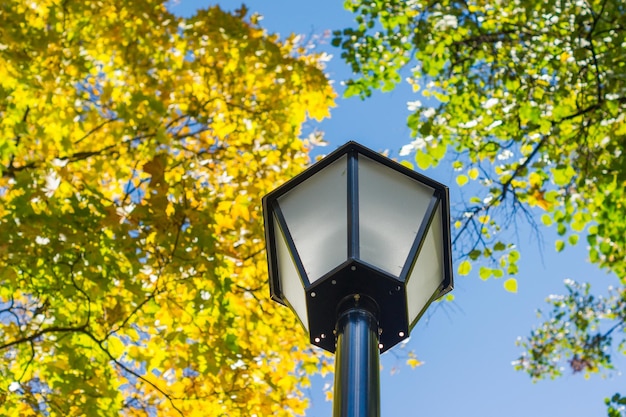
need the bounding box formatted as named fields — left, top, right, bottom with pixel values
left=556, top=240, right=565, bottom=252
left=458, top=260, right=472, bottom=276
left=503, top=278, right=518, bottom=293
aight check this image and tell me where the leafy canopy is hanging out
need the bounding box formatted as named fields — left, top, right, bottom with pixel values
left=0, top=1, right=335, bottom=416
left=335, top=0, right=626, bottom=412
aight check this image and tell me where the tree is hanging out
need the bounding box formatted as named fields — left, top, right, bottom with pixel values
left=334, top=0, right=625, bottom=412
left=0, top=1, right=335, bottom=416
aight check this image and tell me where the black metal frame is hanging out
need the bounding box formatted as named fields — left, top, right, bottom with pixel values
left=262, top=141, right=453, bottom=353
left=347, top=150, right=360, bottom=260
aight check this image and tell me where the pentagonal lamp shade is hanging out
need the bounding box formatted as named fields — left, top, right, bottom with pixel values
left=263, top=141, right=453, bottom=353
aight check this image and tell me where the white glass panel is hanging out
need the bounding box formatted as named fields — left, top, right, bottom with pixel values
left=278, top=156, right=348, bottom=283
left=406, top=204, right=444, bottom=326
left=358, top=156, right=434, bottom=276
left=275, top=216, right=309, bottom=330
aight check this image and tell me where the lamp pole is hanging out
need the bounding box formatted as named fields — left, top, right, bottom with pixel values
left=333, top=296, right=380, bottom=417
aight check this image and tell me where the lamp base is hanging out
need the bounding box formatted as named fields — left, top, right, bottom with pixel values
left=307, top=260, right=409, bottom=353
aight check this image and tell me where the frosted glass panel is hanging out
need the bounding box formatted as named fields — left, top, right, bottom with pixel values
left=358, top=156, right=434, bottom=276
left=275, top=216, right=309, bottom=330
left=278, top=156, right=348, bottom=283
left=406, top=204, right=444, bottom=326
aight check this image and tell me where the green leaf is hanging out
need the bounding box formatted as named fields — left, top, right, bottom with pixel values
left=468, top=167, right=479, bottom=180
left=600, top=241, right=612, bottom=255
left=552, top=165, right=576, bottom=186
left=568, top=234, right=579, bottom=246
left=430, top=143, right=447, bottom=160
left=225, top=333, right=239, bottom=353
left=458, top=260, right=472, bottom=276
left=415, top=151, right=433, bottom=170
left=494, top=241, right=506, bottom=251
left=555, top=240, right=565, bottom=252
left=503, top=278, right=518, bottom=293
left=479, top=266, right=492, bottom=280
left=541, top=214, right=553, bottom=226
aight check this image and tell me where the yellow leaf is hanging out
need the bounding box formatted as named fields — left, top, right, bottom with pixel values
left=531, top=189, right=551, bottom=211
left=520, top=144, right=534, bottom=155
left=504, top=278, right=518, bottom=293
left=407, top=357, right=423, bottom=368
left=232, top=202, right=250, bottom=222
left=529, top=172, right=542, bottom=188
left=107, top=337, right=125, bottom=358
left=217, top=201, right=231, bottom=212
left=146, top=231, right=157, bottom=245
left=458, top=260, right=472, bottom=276
left=400, top=160, right=414, bottom=170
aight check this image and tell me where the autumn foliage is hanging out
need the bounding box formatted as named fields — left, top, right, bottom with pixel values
left=0, top=1, right=335, bottom=416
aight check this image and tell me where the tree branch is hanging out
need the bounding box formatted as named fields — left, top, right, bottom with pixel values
left=73, top=118, right=120, bottom=145
left=0, top=323, right=88, bottom=351
left=80, top=330, right=184, bottom=416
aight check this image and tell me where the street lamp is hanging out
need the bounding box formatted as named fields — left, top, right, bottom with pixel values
left=262, top=141, right=453, bottom=417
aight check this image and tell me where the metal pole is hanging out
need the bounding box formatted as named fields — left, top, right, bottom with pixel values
left=333, top=300, right=380, bottom=417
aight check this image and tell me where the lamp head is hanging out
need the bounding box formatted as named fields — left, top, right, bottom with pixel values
left=263, top=141, right=453, bottom=353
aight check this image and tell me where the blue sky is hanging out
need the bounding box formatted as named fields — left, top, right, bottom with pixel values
left=169, top=1, right=625, bottom=415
